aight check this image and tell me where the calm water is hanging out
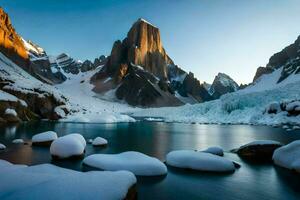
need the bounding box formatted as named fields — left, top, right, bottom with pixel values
left=1, top=121, right=300, bottom=200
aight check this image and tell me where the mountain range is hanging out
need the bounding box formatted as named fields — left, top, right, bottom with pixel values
left=0, top=7, right=299, bottom=124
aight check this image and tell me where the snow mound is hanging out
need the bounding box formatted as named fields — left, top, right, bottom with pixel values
left=0, top=160, right=137, bottom=200
left=202, top=146, right=224, bottom=156
left=166, top=150, right=236, bottom=172
left=273, top=140, right=300, bottom=172
left=50, top=134, right=86, bottom=159
left=83, top=151, right=167, bottom=176
left=0, top=143, right=6, bottom=150
left=0, top=160, right=27, bottom=173
left=5, top=108, right=17, bottom=116
left=32, top=131, right=58, bottom=143
left=12, top=139, right=24, bottom=144
left=92, top=137, right=108, bottom=146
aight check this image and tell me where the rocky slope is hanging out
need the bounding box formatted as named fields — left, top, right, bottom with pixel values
left=92, top=18, right=211, bottom=107
left=209, top=73, right=239, bottom=99
left=253, top=35, right=300, bottom=83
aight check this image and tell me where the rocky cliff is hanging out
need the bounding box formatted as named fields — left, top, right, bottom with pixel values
left=0, top=7, right=29, bottom=68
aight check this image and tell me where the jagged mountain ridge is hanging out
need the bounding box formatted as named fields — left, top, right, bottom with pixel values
left=0, top=7, right=239, bottom=109
left=253, top=35, right=300, bottom=83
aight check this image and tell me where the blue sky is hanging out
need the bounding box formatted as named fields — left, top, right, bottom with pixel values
left=2, top=0, right=300, bottom=84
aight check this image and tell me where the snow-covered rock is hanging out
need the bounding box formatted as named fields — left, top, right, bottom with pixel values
left=202, top=146, right=224, bottom=156
left=0, top=160, right=137, bottom=200
left=12, top=139, right=24, bottom=144
left=166, top=150, right=236, bottom=172
left=292, top=125, right=300, bottom=130
left=92, top=137, right=108, bottom=146
left=32, top=131, right=58, bottom=146
left=265, top=101, right=281, bottom=114
left=235, top=140, right=283, bottom=160
left=0, top=160, right=27, bottom=173
left=0, top=143, right=6, bottom=150
left=83, top=151, right=167, bottom=176
left=4, top=108, right=17, bottom=116
left=50, top=134, right=86, bottom=159
left=87, top=139, right=93, bottom=144
left=273, top=140, right=300, bottom=173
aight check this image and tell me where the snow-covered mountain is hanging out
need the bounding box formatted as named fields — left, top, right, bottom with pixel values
left=1, top=6, right=299, bottom=126
left=209, top=73, right=239, bottom=99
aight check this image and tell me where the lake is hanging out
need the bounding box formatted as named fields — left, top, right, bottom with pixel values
left=0, top=121, right=300, bottom=200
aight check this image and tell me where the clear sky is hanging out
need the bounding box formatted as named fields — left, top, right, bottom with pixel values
left=2, top=0, right=300, bottom=84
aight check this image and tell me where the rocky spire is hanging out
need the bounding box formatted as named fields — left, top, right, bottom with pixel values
left=104, top=18, right=173, bottom=81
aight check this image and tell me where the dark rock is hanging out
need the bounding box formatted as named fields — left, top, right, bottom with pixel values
left=235, top=142, right=283, bottom=161
left=253, top=66, right=274, bottom=82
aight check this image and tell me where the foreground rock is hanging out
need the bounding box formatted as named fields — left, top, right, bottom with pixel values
left=50, top=134, right=86, bottom=159
left=92, top=137, right=108, bottom=147
left=0, top=159, right=137, bottom=200
left=83, top=151, right=167, bottom=176
left=273, top=140, right=300, bottom=173
left=202, top=146, right=224, bottom=156
left=166, top=150, right=236, bottom=173
left=32, top=131, right=58, bottom=146
left=234, top=140, right=283, bottom=161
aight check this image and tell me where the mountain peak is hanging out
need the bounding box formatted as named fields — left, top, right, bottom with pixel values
left=136, top=18, right=157, bottom=28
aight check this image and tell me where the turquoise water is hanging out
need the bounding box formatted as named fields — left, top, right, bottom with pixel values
left=0, top=121, right=300, bottom=200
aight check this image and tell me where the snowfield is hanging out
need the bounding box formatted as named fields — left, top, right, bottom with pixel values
left=0, top=160, right=137, bottom=200
left=132, top=67, right=300, bottom=125
left=55, top=67, right=138, bottom=123
left=83, top=151, right=167, bottom=176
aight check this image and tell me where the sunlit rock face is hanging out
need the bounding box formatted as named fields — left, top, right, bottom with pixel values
left=104, top=18, right=173, bottom=80
left=0, top=7, right=29, bottom=68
